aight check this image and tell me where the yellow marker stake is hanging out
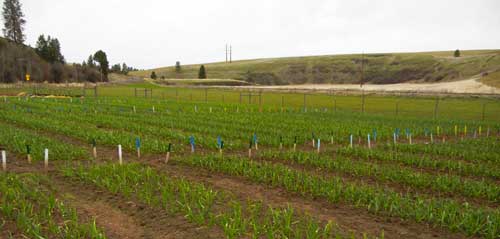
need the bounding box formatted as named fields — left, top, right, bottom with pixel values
left=464, top=125, right=467, bottom=137
left=454, top=125, right=457, bottom=137
left=25, top=74, right=30, bottom=81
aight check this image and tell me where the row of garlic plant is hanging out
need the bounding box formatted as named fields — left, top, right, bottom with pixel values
left=60, top=163, right=350, bottom=239
left=173, top=154, right=500, bottom=238
left=0, top=121, right=88, bottom=161
left=7, top=97, right=498, bottom=150
left=259, top=150, right=500, bottom=203
left=0, top=173, right=106, bottom=238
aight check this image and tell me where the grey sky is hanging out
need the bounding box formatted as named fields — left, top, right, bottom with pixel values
left=7, top=0, right=500, bottom=69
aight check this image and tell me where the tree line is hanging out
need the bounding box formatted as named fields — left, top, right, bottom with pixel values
left=0, top=0, right=137, bottom=83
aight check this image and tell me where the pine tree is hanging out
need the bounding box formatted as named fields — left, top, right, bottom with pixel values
left=175, top=61, right=181, bottom=73
left=454, top=49, right=460, bottom=57
left=122, top=63, right=128, bottom=75
left=198, top=65, right=206, bottom=79
left=150, top=71, right=157, bottom=79
left=93, top=50, right=109, bottom=80
left=87, top=55, right=95, bottom=67
left=35, top=34, right=65, bottom=63
left=35, top=35, right=49, bottom=60
left=2, top=0, right=26, bottom=44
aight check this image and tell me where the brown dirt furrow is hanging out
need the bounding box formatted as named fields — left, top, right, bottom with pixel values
left=251, top=153, right=499, bottom=209
left=0, top=124, right=472, bottom=239
left=142, top=156, right=469, bottom=239
left=0, top=217, right=25, bottom=239
left=46, top=174, right=223, bottom=239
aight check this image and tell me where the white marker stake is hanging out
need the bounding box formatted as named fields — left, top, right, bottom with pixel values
left=118, top=145, right=123, bottom=165
left=137, top=147, right=141, bottom=159
left=44, top=149, right=49, bottom=171
left=191, top=144, right=195, bottom=153
left=393, top=133, right=397, bottom=145
left=293, top=143, right=297, bottom=152
left=367, top=134, right=371, bottom=149
left=165, top=152, right=170, bottom=163
left=317, top=139, right=321, bottom=153
left=1, top=150, right=6, bottom=171
left=409, top=134, right=412, bottom=145
left=152, top=106, right=155, bottom=113
left=331, top=136, right=334, bottom=144
left=27, top=154, right=31, bottom=164
left=93, top=146, right=97, bottom=158
left=133, top=106, right=136, bottom=113
left=350, top=135, right=353, bottom=148
left=255, top=142, right=258, bottom=150
left=248, top=148, right=252, bottom=158
left=430, top=133, right=434, bottom=144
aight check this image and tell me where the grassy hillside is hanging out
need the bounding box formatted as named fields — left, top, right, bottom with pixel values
left=132, top=50, right=500, bottom=85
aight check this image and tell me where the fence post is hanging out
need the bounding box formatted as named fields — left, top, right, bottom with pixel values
left=303, top=93, right=306, bottom=111
left=434, top=97, right=439, bottom=120
left=482, top=103, right=486, bottom=121
left=361, top=91, right=365, bottom=113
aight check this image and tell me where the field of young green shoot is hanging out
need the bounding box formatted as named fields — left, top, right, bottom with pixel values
left=1, top=92, right=499, bottom=238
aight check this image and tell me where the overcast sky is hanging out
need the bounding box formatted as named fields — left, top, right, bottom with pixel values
left=8, top=0, right=500, bottom=69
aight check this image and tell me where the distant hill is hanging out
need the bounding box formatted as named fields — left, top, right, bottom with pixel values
left=132, top=50, right=500, bottom=85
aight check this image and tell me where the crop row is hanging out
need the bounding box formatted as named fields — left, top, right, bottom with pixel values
left=0, top=122, right=88, bottom=161
left=174, top=154, right=500, bottom=238
left=335, top=147, right=500, bottom=180
left=61, top=163, right=351, bottom=239
left=6, top=98, right=497, bottom=150
left=259, top=150, right=500, bottom=203
left=0, top=173, right=106, bottom=238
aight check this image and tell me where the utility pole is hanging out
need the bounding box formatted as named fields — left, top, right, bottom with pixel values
left=225, top=44, right=228, bottom=63
left=230, top=45, right=232, bottom=63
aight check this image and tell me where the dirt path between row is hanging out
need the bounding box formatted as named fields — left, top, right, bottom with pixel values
left=47, top=174, right=222, bottom=239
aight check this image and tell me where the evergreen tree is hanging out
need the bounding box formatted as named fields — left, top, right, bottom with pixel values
left=48, top=37, right=64, bottom=63
left=122, top=63, right=128, bottom=75
left=87, top=55, right=95, bottom=67
left=35, top=35, right=65, bottom=63
left=454, top=49, right=460, bottom=57
left=2, top=0, right=25, bottom=44
left=198, top=65, right=206, bottom=79
left=111, top=63, right=121, bottom=72
left=35, top=35, right=49, bottom=59
left=175, top=61, right=181, bottom=73
left=93, top=50, right=109, bottom=80
left=150, top=71, right=157, bottom=79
